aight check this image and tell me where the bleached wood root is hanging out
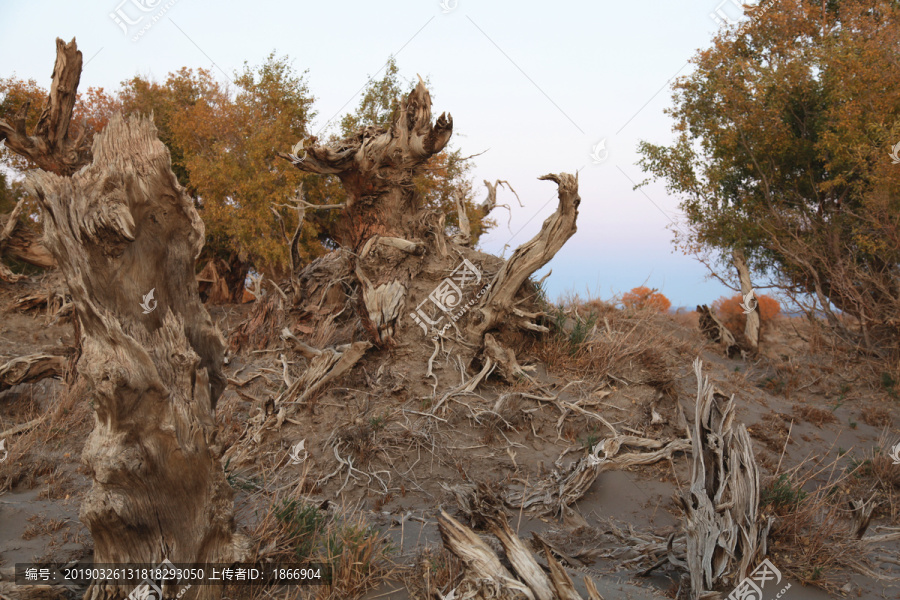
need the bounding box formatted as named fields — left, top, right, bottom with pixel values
left=469, top=173, right=580, bottom=342
left=504, top=435, right=690, bottom=517
left=438, top=506, right=602, bottom=600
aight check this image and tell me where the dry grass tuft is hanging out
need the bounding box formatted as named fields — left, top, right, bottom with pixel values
left=792, top=404, right=838, bottom=427
left=246, top=485, right=395, bottom=600
left=401, top=545, right=466, bottom=600
left=0, top=378, right=90, bottom=492
left=760, top=455, right=884, bottom=593
left=845, top=435, right=900, bottom=522
left=533, top=293, right=692, bottom=390
left=861, top=405, right=893, bottom=428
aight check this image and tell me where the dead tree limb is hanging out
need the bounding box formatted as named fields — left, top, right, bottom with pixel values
left=451, top=190, right=472, bottom=246
left=504, top=435, right=690, bottom=517
left=676, top=359, right=770, bottom=599
left=438, top=506, right=601, bottom=600
left=0, top=38, right=91, bottom=175
left=278, top=339, right=371, bottom=410
left=279, top=77, right=452, bottom=250
left=0, top=187, right=56, bottom=280
left=0, top=353, right=67, bottom=391
left=469, top=173, right=580, bottom=342
left=697, top=304, right=746, bottom=359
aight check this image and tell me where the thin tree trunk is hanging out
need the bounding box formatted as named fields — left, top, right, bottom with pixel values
left=733, top=248, right=760, bottom=351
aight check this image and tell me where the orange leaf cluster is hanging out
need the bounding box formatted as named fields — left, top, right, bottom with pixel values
left=621, top=286, right=671, bottom=312
left=712, top=293, right=780, bottom=332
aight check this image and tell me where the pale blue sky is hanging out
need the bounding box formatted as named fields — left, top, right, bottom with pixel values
left=0, top=0, right=759, bottom=307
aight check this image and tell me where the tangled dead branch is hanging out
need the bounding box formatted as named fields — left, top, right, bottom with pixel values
left=504, top=435, right=690, bottom=518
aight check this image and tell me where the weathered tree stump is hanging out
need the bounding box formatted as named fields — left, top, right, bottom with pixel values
left=7, top=38, right=246, bottom=600
left=278, top=81, right=581, bottom=390
left=677, top=359, right=771, bottom=599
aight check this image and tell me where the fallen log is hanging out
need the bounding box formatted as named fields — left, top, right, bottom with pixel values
left=438, top=504, right=602, bottom=600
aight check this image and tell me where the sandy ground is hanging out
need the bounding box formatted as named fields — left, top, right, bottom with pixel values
left=1, top=277, right=899, bottom=599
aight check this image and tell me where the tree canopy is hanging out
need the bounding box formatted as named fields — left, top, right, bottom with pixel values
left=0, top=53, right=492, bottom=295
left=637, top=0, right=900, bottom=351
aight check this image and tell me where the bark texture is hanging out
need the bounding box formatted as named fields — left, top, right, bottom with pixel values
left=732, top=249, right=760, bottom=351
left=27, top=111, right=246, bottom=599
left=677, top=359, right=770, bottom=599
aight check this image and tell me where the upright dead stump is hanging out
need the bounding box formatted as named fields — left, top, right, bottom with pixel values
left=9, top=39, right=246, bottom=600
left=677, top=359, right=771, bottom=599
left=279, top=80, right=581, bottom=384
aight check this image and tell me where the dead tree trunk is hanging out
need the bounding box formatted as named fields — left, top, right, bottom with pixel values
left=11, top=39, right=246, bottom=600
left=732, top=249, right=759, bottom=351
left=278, top=81, right=580, bottom=386
left=677, top=359, right=771, bottom=599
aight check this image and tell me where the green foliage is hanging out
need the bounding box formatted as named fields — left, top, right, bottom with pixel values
left=579, top=428, right=601, bottom=452
left=762, top=474, right=807, bottom=511
left=569, top=311, right=598, bottom=350
left=274, top=498, right=326, bottom=562
left=636, top=1, right=900, bottom=345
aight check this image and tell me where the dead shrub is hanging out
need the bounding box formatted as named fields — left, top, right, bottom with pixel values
left=845, top=436, right=900, bottom=522
left=249, top=493, right=395, bottom=600
left=401, top=546, right=466, bottom=600
left=861, top=405, right=893, bottom=428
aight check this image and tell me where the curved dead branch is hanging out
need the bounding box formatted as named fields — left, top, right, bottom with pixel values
left=0, top=37, right=91, bottom=175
